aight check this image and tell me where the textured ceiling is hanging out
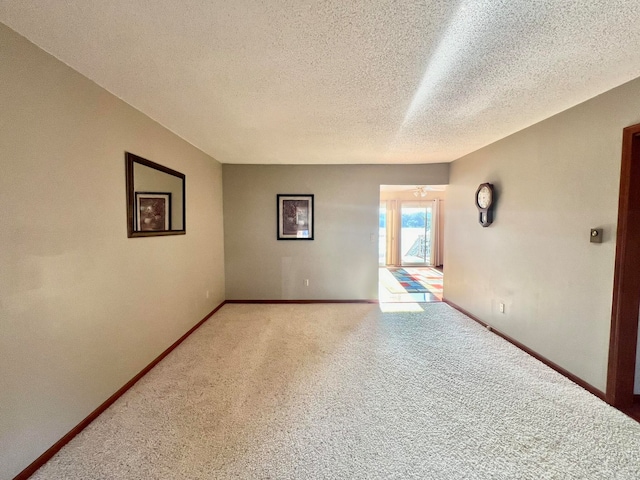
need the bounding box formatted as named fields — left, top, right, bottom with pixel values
left=2, top=1, right=640, bottom=164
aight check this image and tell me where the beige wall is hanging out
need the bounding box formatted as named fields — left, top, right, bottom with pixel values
left=0, top=24, right=225, bottom=479
left=223, top=164, right=449, bottom=300
left=445, top=76, right=640, bottom=393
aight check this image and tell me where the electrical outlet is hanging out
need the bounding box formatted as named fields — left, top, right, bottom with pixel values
left=499, top=302, right=505, bottom=313
left=304, top=279, right=309, bottom=287
left=206, top=290, right=210, bottom=298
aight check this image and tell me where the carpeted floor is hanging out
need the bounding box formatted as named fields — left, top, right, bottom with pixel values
left=31, top=303, right=640, bottom=479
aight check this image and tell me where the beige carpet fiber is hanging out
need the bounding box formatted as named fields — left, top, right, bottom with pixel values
left=31, top=303, right=640, bottom=479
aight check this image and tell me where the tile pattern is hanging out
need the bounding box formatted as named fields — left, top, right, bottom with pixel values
left=383, top=267, right=443, bottom=302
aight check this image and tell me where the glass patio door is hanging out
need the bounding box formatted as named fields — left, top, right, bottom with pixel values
left=400, top=203, right=432, bottom=265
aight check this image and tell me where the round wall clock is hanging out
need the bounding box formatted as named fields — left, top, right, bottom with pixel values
left=475, top=183, right=494, bottom=227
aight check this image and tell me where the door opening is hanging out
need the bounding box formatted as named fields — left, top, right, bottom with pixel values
left=607, top=123, right=640, bottom=415
left=378, top=185, right=446, bottom=304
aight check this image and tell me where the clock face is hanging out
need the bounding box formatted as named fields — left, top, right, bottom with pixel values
left=477, top=185, right=492, bottom=209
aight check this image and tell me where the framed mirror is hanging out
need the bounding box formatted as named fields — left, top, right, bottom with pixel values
left=125, top=152, right=186, bottom=237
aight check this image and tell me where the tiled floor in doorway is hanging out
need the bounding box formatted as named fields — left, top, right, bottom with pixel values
left=379, top=266, right=443, bottom=303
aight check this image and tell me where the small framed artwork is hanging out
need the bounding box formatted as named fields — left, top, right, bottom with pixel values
left=277, top=194, right=314, bottom=240
left=136, top=192, right=171, bottom=231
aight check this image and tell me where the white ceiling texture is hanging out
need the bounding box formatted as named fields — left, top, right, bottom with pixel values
left=2, top=1, right=640, bottom=164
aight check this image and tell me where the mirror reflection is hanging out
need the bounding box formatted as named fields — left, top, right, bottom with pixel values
left=125, top=152, right=186, bottom=237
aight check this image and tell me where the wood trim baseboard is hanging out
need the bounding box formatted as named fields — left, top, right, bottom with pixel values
left=225, top=299, right=379, bottom=304
left=17, top=297, right=622, bottom=479
left=13, top=301, right=227, bottom=480
left=443, top=298, right=606, bottom=401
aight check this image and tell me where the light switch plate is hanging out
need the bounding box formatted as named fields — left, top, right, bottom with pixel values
left=590, top=228, right=603, bottom=243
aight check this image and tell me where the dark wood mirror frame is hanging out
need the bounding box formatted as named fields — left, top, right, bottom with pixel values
left=125, top=152, right=186, bottom=238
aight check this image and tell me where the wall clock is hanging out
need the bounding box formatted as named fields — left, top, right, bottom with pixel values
left=475, top=183, right=494, bottom=227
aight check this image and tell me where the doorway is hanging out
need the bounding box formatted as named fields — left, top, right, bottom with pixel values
left=379, top=185, right=446, bottom=303
left=607, top=123, right=640, bottom=417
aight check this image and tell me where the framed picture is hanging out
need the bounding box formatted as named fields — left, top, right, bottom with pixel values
left=277, top=194, right=314, bottom=240
left=135, top=192, right=171, bottom=231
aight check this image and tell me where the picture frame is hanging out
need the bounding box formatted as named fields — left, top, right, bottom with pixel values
left=277, top=194, right=314, bottom=240
left=135, top=192, right=171, bottom=231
